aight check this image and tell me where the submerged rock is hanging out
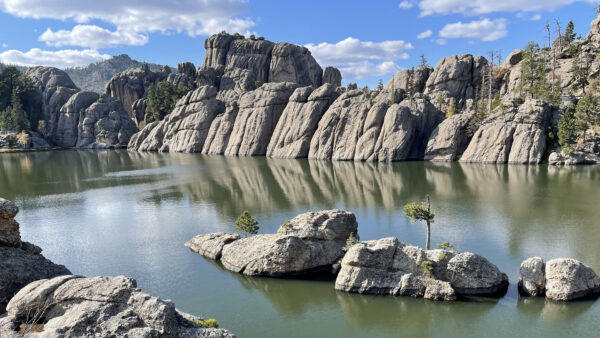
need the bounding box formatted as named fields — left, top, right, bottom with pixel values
left=0, top=275, right=235, bottom=337
left=518, top=257, right=545, bottom=296
left=185, top=232, right=240, bottom=260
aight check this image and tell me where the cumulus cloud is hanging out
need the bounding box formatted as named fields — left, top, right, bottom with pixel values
left=0, top=0, right=256, bottom=48
left=439, top=18, right=507, bottom=41
left=416, top=0, right=596, bottom=16
left=305, top=37, right=413, bottom=80
left=39, top=25, right=148, bottom=49
left=0, top=48, right=110, bottom=68
left=417, top=30, right=433, bottom=39
left=399, top=1, right=414, bottom=9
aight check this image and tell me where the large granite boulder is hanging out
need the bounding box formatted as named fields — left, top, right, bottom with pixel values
left=0, top=197, right=70, bottom=314
left=24, top=67, right=79, bottom=140
left=190, top=210, right=358, bottom=277
left=269, top=42, right=323, bottom=86
left=225, top=38, right=275, bottom=85
left=446, top=252, right=509, bottom=296
left=460, top=99, right=551, bottom=164
left=203, top=32, right=244, bottom=68
left=130, top=86, right=225, bottom=152
left=216, top=67, right=256, bottom=106
left=0, top=275, right=234, bottom=337
left=518, top=257, right=545, bottom=296
left=0, top=198, right=20, bottom=247
left=267, top=84, right=339, bottom=158
left=424, top=54, right=486, bottom=106
left=308, top=89, right=372, bottom=160
left=385, top=66, right=432, bottom=94
left=544, top=258, right=600, bottom=301
left=54, top=91, right=100, bottom=147
left=368, top=94, right=444, bottom=162
left=424, top=112, right=473, bottom=161
left=335, top=237, right=508, bottom=299
left=76, top=95, right=138, bottom=149
left=105, top=64, right=168, bottom=118
left=225, top=82, right=299, bottom=156
left=323, top=67, right=342, bottom=87
left=202, top=104, right=240, bottom=155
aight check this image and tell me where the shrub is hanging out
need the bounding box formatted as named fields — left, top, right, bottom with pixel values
left=194, top=318, right=219, bottom=328
left=235, top=210, right=259, bottom=237
left=343, top=232, right=359, bottom=251
left=436, top=242, right=452, bottom=249
left=421, top=260, right=433, bottom=275
left=281, top=220, right=293, bottom=234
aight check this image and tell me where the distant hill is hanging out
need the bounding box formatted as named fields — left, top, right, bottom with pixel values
left=64, top=55, right=171, bottom=93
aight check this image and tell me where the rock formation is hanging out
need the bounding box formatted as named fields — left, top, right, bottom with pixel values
left=323, top=67, right=342, bottom=87
left=518, top=257, right=600, bottom=300
left=0, top=275, right=235, bottom=337
left=0, top=198, right=70, bottom=313
left=187, top=209, right=358, bottom=277
left=334, top=237, right=508, bottom=299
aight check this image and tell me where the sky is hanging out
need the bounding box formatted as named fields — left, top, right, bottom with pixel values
left=0, top=0, right=599, bottom=87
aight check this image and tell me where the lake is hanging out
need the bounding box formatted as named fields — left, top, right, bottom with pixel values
left=1, top=150, right=599, bottom=337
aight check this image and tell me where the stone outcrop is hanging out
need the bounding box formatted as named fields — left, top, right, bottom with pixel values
left=425, top=112, right=473, bottom=161
left=76, top=95, right=138, bottom=149
left=518, top=257, right=600, bottom=301
left=323, top=67, right=342, bottom=87
left=129, top=86, right=225, bottom=152
left=385, top=66, right=432, bottom=94
left=105, top=64, right=168, bottom=119
left=267, top=84, right=339, bottom=158
left=225, top=82, right=299, bottom=156
left=460, top=99, right=551, bottom=164
left=188, top=210, right=358, bottom=277
left=203, top=32, right=322, bottom=87
left=334, top=237, right=508, bottom=300
left=0, top=197, right=70, bottom=313
left=0, top=275, right=234, bottom=337
left=54, top=91, right=100, bottom=147
left=424, top=54, right=486, bottom=106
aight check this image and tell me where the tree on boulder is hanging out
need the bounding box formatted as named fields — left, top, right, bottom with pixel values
left=517, top=42, right=549, bottom=100
left=558, top=107, right=578, bottom=153
left=564, top=21, right=576, bottom=45
left=235, top=210, right=259, bottom=237
left=575, top=94, right=599, bottom=138
left=403, top=195, right=435, bottom=250
left=0, top=89, right=30, bottom=132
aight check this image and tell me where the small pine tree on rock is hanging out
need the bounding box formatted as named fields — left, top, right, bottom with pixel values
left=235, top=210, right=259, bottom=237
left=403, top=195, right=435, bottom=250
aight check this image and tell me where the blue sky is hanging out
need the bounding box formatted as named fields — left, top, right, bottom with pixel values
left=0, top=0, right=599, bottom=87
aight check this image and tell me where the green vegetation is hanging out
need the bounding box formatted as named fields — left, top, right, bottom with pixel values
left=421, top=260, right=433, bottom=275
left=517, top=42, right=550, bottom=100
left=343, top=232, right=359, bottom=251
left=436, top=242, right=452, bottom=249
left=558, top=107, right=578, bottom=153
left=235, top=210, right=259, bottom=237
left=419, top=54, right=428, bottom=68
left=445, top=98, right=457, bottom=118
left=564, top=21, right=576, bottom=45
left=193, top=318, right=219, bottom=328
left=376, top=79, right=384, bottom=91
left=570, top=47, right=591, bottom=94
left=403, top=195, right=435, bottom=250
left=146, top=81, right=189, bottom=122
left=254, top=80, right=263, bottom=88
left=0, top=66, right=36, bottom=132
left=575, top=94, right=600, bottom=135
left=406, top=67, right=415, bottom=98
left=281, top=220, right=293, bottom=234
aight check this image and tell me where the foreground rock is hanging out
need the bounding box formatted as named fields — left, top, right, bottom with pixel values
left=0, top=198, right=70, bottom=313
left=334, top=237, right=508, bottom=300
left=519, top=257, right=600, bottom=300
left=0, top=275, right=234, bottom=337
left=188, top=210, right=358, bottom=277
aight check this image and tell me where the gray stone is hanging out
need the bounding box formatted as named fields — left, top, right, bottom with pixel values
left=545, top=258, right=600, bottom=301
left=518, top=257, right=545, bottom=296
left=446, top=252, right=509, bottom=296
left=0, top=197, right=20, bottom=248
left=54, top=91, right=99, bottom=147
left=424, top=280, right=457, bottom=301
left=1, top=275, right=235, bottom=337
left=275, top=209, right=357, bottom=241
left=185, top=232, right=240, bottom=260
left=0, top=198, right=18, bottom=220
left=105, top=65, right=167, bottom=118
left=267, top=84, right=338, bottom=158
left=202, top=105, right=240, bottom=155
left=323, top=67, right=342, bottom=87
left=504, top=49, right=523, bottom=67
left=385, top=66, right=432, bottom=94
left=424, top=54, right=486, bottom=106
left=178, top=62, right=197, bottom=78
left=225, top=82, right=299, bottom=156
left=425, top=112, right=473, bottom=161
left=269, top=42, right=322, bottom=86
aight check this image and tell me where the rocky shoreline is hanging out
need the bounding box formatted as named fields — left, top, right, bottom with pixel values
left=186, top=209, right=600, bottom=303
left=0, top=197, right=235, bottom=337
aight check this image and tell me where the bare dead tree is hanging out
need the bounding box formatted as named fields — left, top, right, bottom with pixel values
left=555, top=19, right=563, bottom=50
left=488, top=51, right=494, bottom=114
left=546, top=22, right=556, bottom=91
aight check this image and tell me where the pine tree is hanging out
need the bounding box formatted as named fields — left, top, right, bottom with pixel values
left=419, top=54, right=428, bottom=68
left=10, top=89, right=29, bottom=131
left=558, top=107, right=578, bottom=154
left=403, top=195, right=435, bottom=250
left=517, top=42, right=549, bottom=100
left=571, top=47, right=590, bottom=94
left=376, top=79, right=384, bottom=91
left=235, top=210, right=259, bottom=237
left=564, top=21, right=576, bottom=45
left=575, top=94, right=599, bottom=136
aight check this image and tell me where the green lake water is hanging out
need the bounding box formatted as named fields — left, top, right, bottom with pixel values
left=1, top=150, right=599, bottom=337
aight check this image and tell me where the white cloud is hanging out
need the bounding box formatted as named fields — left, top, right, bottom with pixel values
left=399, top=1, right=414, bottom=9
left=434, top=38, right=447, bottom=45
left=530, top=14, right=542, bottom=21
left=0, top=48, right=110, bottom=68
left=0, top=0, right=256, bottom=48
left=417, top=0, right=596, bottom=16
left=305, top=37, right=414, bottom=80
left=439, top=18, right=508, bottom=41
left=417, top=30, right=433, bottom=39
left=39, top=25, right=148, bottom=49
left=1, top=43, right=6, bottom=48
